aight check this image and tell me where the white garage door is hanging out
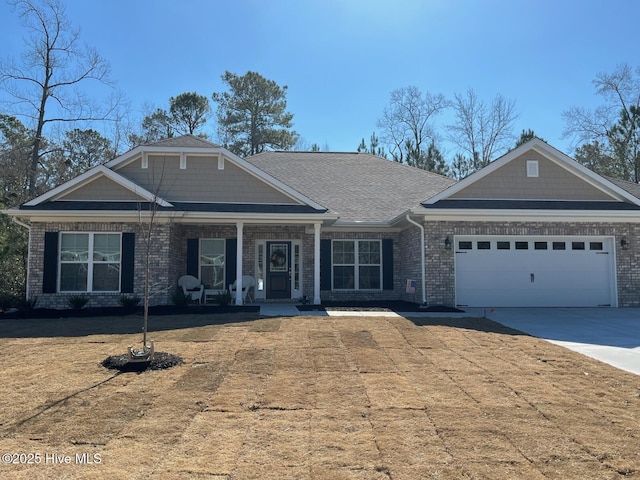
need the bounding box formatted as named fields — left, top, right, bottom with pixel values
left=454, top=236, right=617, bottom=307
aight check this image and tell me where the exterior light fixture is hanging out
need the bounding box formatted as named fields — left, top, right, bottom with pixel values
left=621, top=237, right=628, bottom=250
left=444, top=236, right=452, bottom=250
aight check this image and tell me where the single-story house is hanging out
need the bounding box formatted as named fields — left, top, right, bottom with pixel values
left=5, top=135, right=640, bottom=308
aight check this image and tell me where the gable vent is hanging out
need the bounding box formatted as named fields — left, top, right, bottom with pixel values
left=526, top=160, right=539, bottom=178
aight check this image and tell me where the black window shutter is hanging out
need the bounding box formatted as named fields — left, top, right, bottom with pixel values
left=121, top=233, right=135, bottom=293
left=320, top=239, right=331, bottom=290
left=382, top=239, right=394, bottom=290
left=43, top=232, right=59, bottom=294
left=225, top=238, right=237, bottom=287
left=186, top=238, right=199, bottom=277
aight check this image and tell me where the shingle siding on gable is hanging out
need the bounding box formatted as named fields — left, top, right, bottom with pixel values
left=449, top=151, right=613, bottom=201
left=60, top=176, right=143, bottom=201
left=116, top=155, right=299, bottom=204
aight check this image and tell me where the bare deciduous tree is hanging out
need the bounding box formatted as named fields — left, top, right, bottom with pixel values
left=563, top=63, right=640, bottom=181
left=377, top=86, right=449, bottom=167
left=447, top=88, right=518, bottom=172
left=0, top=0, right=120, bottom=196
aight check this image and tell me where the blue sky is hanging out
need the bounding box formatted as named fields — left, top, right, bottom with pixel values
left=1, top=0, right=639, bottom=158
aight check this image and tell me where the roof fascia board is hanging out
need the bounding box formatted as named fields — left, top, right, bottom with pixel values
left=7, top=209, right=339, bottom=224
left=424, top=138, right=640, bottom=206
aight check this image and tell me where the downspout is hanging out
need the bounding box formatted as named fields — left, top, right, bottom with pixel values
left=405, top=215, right=427, bottom=305
left=11, top=217, right=31, bottom=301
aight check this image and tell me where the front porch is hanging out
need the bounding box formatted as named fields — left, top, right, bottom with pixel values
left=172, top=223, right=323, bottom=306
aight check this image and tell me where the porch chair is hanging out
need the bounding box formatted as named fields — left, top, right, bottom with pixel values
left=178, top=275, right=204, bottom=304
left=229, top=275, right=256, bottom=304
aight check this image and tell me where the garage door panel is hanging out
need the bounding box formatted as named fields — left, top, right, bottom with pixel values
left=454, top=236, right=615, bottom=307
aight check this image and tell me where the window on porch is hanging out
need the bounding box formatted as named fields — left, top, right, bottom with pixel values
left=199, top=239, right=225, bottom=290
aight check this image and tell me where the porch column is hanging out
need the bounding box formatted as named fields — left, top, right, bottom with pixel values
left=235, top=222, right=244, bottom=305
left=313, top=222, right=321, bottom=304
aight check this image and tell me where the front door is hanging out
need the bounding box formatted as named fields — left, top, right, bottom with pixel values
left=266, top=241, right=291, bottom=299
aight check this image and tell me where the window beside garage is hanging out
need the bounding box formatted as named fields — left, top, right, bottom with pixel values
left=332, top=240, right=381, bottom=290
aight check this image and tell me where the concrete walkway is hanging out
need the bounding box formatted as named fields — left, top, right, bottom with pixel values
left=258, top=304, right=640, bottom=376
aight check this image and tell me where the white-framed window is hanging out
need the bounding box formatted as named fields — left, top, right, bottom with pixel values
left=199, top=239, right=225, bottom=290
left=332, top=240, right=381, bottom=290
left=59, top=232, right=121, bottom=292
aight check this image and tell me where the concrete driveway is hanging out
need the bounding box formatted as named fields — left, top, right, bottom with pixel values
left=480, top=308, right=640, bottom=376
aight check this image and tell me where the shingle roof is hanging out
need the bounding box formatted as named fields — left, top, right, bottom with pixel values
left=604, top=175, right=640, bottom=200
left=246, top=151, right=456, bottom=223
left=144, top=134, right=221, bottom=148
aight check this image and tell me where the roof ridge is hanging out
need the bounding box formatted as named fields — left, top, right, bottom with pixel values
left=144, top=134, right=221, bottom=148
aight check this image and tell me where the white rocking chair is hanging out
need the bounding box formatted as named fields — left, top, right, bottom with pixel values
left=178, top=275, right=204, bottom=304
left=229, top=275, right=256, bottom=304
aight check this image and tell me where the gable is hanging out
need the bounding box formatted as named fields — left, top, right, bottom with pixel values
left=449, top=150, right=614, bottom=201
left=56, top=175, right=147, bottom=202
left=115, top=154, right=303, bottom=205
left=425, top=139, right=640, bottom=207
left=23, top=165, right=172, bottom=208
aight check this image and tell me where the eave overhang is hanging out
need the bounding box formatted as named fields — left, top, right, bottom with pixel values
left=409, top=204, right=640, bottom=223
left=3, top=204, right=339, bottom=226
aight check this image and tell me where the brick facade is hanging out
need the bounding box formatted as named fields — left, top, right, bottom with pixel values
left=27, top=218, right=640, bottom=309
left=29, top=221, right=414, bottom=308
left=28, top=221, right=173, bottom=309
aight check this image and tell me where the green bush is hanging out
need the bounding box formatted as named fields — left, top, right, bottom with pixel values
left=68, top=295, right=89, bottom=310
left=119, top=295, right=141, bottom=309
left=18, top=297, right=38, bottom=311
left=171, top=287, right=189, bottom=306
left=0, top=292, right=22, bottom=311
left=214, top=291, right=232, bottom=306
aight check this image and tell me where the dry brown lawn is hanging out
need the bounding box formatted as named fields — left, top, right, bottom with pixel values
left=0, top=312, right=639, bottom=479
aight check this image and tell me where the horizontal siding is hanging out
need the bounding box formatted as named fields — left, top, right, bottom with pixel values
left=116, top=155, right=301, bottom=204
left=450, top=151, right=614, bottom=201
left=60, top=176, right=142, bottom=201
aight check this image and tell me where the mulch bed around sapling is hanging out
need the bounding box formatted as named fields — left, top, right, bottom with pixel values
left=101, top=351, right=184, bottom=373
